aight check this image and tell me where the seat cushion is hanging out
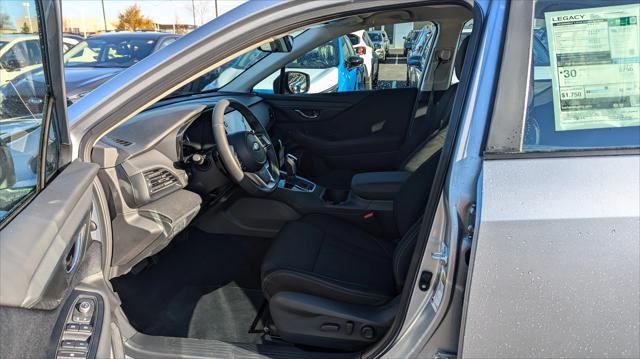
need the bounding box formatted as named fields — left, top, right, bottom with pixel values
left=261, top=214, right=397, bottom=306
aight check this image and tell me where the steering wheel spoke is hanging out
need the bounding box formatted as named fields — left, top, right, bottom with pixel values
left=212, top=99, right=279, bottom=195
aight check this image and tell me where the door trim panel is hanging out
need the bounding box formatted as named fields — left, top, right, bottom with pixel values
left=0, top=161, right=99, bottom=308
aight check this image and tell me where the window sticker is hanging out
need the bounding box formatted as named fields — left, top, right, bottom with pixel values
left=545, top=4, right=640, bottom=131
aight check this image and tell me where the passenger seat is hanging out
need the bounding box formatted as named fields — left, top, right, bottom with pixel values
left=313, top=36, right=469, bottom=189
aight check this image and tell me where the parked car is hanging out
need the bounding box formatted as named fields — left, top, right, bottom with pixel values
left=406, top=25, right=436, bottom=87
left=0, top=32, right=179, bottom=119
left=1, top=1, right=638, bottom=359
left=402, top=29, right=420, bottom=56
left=348, top=30, right=379, bottom=89
left=367, top=30, right=389, bottom=61
left=208, top=36, right=365, bottom=93
left=0, top=34, right=80, bottom=85
left=61, top=33, right=84, bottom=52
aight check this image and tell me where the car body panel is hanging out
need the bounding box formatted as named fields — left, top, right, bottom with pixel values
left=462, top=156, right=640, bottom=358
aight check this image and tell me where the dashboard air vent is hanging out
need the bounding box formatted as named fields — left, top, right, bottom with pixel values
left=143, top=168, right=179, bottom=195
left=109, top=136, right=133, bottom=147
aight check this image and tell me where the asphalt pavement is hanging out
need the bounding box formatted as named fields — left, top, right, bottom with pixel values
left=375, top=54, right=410, bottom=90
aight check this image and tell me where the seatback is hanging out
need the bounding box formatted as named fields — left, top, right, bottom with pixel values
left=398, top=36, right=470, bottom=170
left=388, top=36, right=470, bottom=288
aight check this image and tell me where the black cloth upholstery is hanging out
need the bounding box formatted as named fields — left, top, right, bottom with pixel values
left=261, top=214, right=397, bottom=306
left=262, top=152, right=441, bottom=306
left=311, top=37, right=469, bottom=191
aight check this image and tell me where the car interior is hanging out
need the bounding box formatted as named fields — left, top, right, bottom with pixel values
left=94, top=4, right=473, bottom=356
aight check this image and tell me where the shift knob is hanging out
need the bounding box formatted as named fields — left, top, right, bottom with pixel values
left=285, top=154, right=298, bottom=179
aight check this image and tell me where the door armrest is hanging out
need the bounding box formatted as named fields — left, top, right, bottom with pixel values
left=351, top=171, right=410, bottom=200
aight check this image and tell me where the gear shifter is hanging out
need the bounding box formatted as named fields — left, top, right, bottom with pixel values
left=285, top=154, right=298, bottom=182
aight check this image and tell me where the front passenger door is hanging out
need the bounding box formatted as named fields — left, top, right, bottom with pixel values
left=0, top=2, right=103, bottom=358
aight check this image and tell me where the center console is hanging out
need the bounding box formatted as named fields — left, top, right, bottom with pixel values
left=271, top=155, right=409, bottom=236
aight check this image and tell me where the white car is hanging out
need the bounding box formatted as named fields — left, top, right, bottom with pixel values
left=348, top=30, right=379, bottom=89
left=0, top=34, right=78, bottom=84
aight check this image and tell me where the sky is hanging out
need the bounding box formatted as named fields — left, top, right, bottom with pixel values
left=1, top=0, right=247, bottom=28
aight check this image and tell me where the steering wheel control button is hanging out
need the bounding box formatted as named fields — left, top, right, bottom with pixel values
left=320, top=323, right=340, bottom=332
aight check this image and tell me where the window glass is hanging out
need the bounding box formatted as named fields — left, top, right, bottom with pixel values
left=0, top=0, right=52, bottom=222
left=523, top=0, right=640, bottom=151
left=65, top=37, right=157, bottom=68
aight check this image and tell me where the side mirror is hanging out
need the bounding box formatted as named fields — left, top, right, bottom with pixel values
left=258, top=35, right=294, bottom=53
left=3, top=59, right=21, bottom=72
left=346, top=55, right=364, bottom=69
left=273, top=71, right=310, bottom=94
left=407, top=55, right=422, bottom=68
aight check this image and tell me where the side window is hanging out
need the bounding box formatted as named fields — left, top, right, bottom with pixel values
left=0, top=0, right=60, bottom=224
left=521, top=1, right=640, bottom=151
left=158, top=37, right=177, bottom=50
left=255, top=22, right=437, bottom=94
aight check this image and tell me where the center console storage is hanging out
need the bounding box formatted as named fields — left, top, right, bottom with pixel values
left=350, top=171, right=410, bottom=200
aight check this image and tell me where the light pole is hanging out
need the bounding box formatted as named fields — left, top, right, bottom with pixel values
left=22, top=2, right=32, bottom=33
left=101, top=0, right=108, bottom=32
left=191, top=0, right=196, bottom=28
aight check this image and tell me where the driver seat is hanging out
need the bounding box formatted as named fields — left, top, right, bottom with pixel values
left=261, top=152, right=440, bottom=350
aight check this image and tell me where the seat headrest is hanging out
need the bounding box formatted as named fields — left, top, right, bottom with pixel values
left=455, top=36, right=470, bottom=78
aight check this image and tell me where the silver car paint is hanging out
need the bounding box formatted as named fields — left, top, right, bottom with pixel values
left=462, top=155, right=640, bottom=358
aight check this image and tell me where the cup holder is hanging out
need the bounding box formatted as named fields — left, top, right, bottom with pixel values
left=323, top=189, right=350, bottom=204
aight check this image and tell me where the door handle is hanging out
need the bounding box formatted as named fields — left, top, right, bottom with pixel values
left=293, top=109, right=319, bottom=119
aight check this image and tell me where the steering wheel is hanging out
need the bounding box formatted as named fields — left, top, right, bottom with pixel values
left=212, top=99, right=280, bottom=195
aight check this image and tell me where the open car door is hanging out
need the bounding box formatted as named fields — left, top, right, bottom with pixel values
left=0, top=2, right=105, bottom=358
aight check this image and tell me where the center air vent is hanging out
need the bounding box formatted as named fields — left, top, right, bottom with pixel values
left=109, top=136, right=133, bottom=147
left=143, top=168, right=179, bottom=195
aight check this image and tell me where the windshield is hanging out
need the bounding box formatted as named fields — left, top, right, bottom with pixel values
left=287, top=39, right=339, bottom=69
left=368, top=32, right=382, bottom=41
left=64, top=37, right=157, bottom=68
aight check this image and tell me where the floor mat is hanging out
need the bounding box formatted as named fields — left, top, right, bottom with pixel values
left=111, top=228, right=272, bottom=343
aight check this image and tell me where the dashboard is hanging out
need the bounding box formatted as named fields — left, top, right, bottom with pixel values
left=92, top=94, right=272, bottom=275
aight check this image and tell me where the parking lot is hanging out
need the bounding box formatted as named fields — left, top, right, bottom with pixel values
left=375, top=53, right=411, bottom=90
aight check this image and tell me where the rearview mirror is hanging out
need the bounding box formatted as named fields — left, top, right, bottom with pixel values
left=258, top=35, right=294, bottom=53
left=273, top=71, right=310, bottom=94
left=346, top=55, right=364, bottom=69
left=407, top=55, right=422, bottom=68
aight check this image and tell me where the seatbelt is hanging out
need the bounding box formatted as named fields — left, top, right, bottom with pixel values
left=407, top=50, right=450, bottom=135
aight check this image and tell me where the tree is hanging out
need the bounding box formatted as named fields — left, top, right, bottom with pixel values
left=114, top=4, right=155, bottom=31
left=0, top=12, right=13, bottom=30
left=21, top=21, right=30, bottom=33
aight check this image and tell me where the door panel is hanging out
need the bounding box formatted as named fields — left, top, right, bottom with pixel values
left=462, top=156, right=640, bottom=358
left=264, top=87, right=418, bottom=173
left=0, top=161, right=98, bottom=308
left=0, top=1, right=104, bottom=358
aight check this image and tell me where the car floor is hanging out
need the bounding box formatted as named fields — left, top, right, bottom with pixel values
left=111, top=227, right=272, bottom=344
